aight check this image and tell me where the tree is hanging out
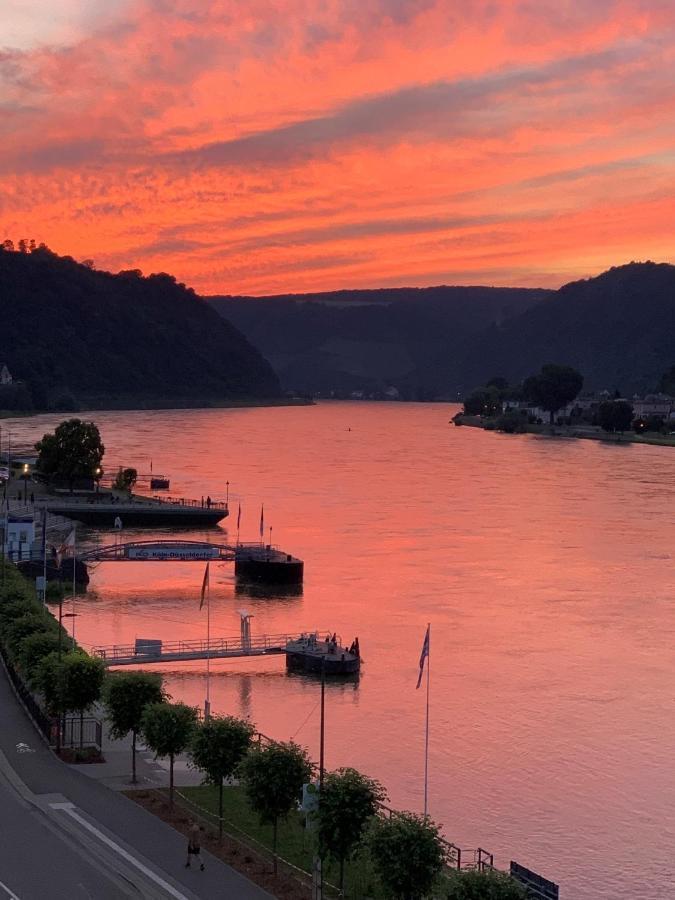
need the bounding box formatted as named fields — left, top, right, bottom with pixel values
left=446, top=868, right=527, bottom=899
left=104, top=672, right=165, bottom=783
left=190, top=715, right=255, bottom=839
left=113, top=467, right=138, bottom=495
left=598, top=400, right=634, bottom=433
left=60, top=653, right=106, bottom=748
left=141, top=702, right=197, bottom=806
left=239, top=741, right=313, bottom=871
left=463, top=387, right=502, bottom=417
left=523, top=364, right=583, bottom=426
left=366, top=811, right=446, bottom=900
left=16, top=631, right=63, bottom=683
left=35, top=419, right=105, bottom=490
left=317, top=767, right=387, bottom=890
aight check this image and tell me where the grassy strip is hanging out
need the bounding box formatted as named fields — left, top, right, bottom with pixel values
left=181, top=784, right=382, bottom=899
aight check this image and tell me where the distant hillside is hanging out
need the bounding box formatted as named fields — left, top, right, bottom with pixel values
left=209, top=264, right=675, bottom=397
left=454, top=262, right=675, bottom=394
left=0, top=246, right=280, bottom=409
left=209, top=286, right=550, bottom=398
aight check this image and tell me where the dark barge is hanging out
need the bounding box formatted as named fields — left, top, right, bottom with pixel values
left=235, top=543, right=304, bottom=584
left=285, top=634, right=360, bottom=675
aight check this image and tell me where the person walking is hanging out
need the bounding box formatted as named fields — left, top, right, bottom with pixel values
left=185, top=821, right=205, bottom=870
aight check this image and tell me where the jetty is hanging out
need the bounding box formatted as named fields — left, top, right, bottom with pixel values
left=92, top=630, right=360, bottom=675
left=43, top=496, right=228, bottom=527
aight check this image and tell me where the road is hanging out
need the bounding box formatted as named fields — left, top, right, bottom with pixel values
left=0, top=657, right=273, bottom=900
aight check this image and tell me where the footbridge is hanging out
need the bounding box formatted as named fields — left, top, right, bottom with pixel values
left=79, top=540, right=237, bottom=562
left=77, top=540, right=305, bottom=584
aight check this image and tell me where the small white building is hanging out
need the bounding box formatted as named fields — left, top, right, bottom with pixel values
left=1, top=516, right=35, bottom=562
left=0, top=364, right=12, bottom=385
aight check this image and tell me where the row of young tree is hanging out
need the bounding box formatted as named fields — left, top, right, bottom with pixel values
left=103, top=671, right=526, bottom=899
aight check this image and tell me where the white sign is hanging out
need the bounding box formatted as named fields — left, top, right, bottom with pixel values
left=127, top=546, right=219, bottom=561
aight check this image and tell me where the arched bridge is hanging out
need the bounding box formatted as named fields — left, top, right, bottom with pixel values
left=79, top=540, right=237, bottom=562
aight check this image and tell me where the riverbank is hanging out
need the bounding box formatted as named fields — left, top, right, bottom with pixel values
left=453, top=413, right=675, bottom=447
left=0, top=395, right=314, bottom=420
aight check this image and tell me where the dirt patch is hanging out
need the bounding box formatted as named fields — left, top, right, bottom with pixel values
left=125, top=789, right=312, bottom=900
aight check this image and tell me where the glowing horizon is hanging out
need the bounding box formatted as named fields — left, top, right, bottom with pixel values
left=2, top=1, right=675, bottom=296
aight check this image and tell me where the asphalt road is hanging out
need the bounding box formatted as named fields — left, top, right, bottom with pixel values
left=0, top=657, right=273, bottom=900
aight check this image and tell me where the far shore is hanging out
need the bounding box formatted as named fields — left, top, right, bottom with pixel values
left=453, top=413, right=675, bottom=448
left=0, top=395, right=314, bottom=420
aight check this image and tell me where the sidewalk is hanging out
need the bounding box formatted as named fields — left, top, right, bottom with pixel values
left=74, top=714, right=205, bottom=791
left=0, top=663, right=273, bottom=899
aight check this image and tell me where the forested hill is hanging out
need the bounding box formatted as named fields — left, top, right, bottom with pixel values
left=209, top=263, right=675, bottom=397
left=453, top=262, right=675, bottom=394
left=0, top=246, right=280, bottom=409
left=209, top=286, right=550, bottom=398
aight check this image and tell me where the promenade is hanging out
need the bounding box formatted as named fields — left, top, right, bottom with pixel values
left=0, top=659, right=272, bottom=899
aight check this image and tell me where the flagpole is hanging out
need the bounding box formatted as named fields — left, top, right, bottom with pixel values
left=71, top=526, right=76, bottom=643
left=424, top=622, right=430, bottom=818
left=205, top=564, right=211, bottom=721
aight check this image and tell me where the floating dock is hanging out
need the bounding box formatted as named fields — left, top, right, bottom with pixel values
left=234, top=543, right=304, bottom=585
left=44, top=498, right=228, bottom=527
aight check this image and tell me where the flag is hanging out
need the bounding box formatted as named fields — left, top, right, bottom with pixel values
left=416, top=624, right=430, bottom=689
left=259, top=504, right=264, bottom=540
left=199, top=562, right=210, bottom=610
left=55, top=529, right=75, bottom=568
left=237, top=502, right=241, bottom=531
left=114, top=516, right=123, bottom=530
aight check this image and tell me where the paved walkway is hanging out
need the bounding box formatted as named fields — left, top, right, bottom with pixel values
left=0, top=664, right=272, bottom=900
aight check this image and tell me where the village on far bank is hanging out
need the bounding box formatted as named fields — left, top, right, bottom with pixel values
left=453, top=364, right=675, bottom=446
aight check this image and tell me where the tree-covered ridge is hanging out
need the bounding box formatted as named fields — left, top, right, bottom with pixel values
left=0, top=244, right=280, bottom=409
left=210, top=261, right=675, bottom=397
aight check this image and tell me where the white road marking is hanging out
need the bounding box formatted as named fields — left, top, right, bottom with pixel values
left=14, top=743, right=34, bottom=754
left=0, top=878, right=21, bottom=899
left=50, top=804, right=190, bottom=900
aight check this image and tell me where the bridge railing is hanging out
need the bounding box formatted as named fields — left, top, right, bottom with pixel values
left=92, top=631, right=329, bottom=661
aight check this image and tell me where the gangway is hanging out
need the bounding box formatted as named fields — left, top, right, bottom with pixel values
left=92, top=629, right=361, bottom=675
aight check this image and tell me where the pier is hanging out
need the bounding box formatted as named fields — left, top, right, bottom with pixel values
left=92, top=630, right=360, bottom=674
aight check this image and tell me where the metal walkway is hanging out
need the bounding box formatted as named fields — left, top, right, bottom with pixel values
left=93, top=631, right=317, bottom=666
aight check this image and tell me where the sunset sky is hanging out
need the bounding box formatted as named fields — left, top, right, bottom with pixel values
left=3, top=0, right=675, bottom=295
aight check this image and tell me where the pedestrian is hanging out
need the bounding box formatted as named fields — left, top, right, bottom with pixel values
left=206, top=495, right=211, bottom=509
left=185, top=821, right=205, bottom=870
left=201, top=495, right=204, bottom=508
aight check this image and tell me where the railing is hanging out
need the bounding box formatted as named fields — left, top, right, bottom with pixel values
left=0, top=645, right=54, bottom=744
left=62, top=716, right=103, bottom=751
left=92, top=631, right=325, bottom=661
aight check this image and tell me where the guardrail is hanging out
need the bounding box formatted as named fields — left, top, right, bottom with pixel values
left=92, top=632, right=328, bottom=661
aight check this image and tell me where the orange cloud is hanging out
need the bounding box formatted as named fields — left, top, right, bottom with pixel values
left=2, top=1, right=675, bottom=294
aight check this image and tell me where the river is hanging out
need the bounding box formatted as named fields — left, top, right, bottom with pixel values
left=4, top=402, right=675, bottom=898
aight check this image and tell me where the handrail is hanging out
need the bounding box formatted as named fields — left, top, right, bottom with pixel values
left=92, top=630, right=336, bottom=660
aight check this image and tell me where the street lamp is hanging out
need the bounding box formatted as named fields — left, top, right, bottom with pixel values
left=22, top=463, right=30, bottom=505
left=95, top=467, right=102, bottom=496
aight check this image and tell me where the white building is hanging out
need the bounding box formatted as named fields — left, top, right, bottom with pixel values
left=1, top=516, right=35, bottom=562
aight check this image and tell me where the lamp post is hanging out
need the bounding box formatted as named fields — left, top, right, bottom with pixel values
left=22, top=463, right=29, bottom=505
left=95, top=467, right=102, bottom=498
left=226, top=481, right=229, bottom=510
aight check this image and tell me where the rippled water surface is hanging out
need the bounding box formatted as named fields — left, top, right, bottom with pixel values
left=6, top=402, right=675, bottom=898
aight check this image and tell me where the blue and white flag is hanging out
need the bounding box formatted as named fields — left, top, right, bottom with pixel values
left=416, top=624, right=430, bottom=689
